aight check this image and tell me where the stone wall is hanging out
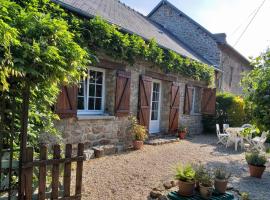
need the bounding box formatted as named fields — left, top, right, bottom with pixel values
left=219, top=46, right=251, bottom=95
left=149, top=3, right=220, bottom=66
left=55, top=56, right=207, bottom=150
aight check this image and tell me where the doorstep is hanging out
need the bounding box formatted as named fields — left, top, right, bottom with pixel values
left=145, top=136, right=180, bottom=146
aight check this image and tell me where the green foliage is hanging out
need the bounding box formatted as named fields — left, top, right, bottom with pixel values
left=0, top=0, right=89, bottom=147
left=240, top=126, right=260, bottom=138
left=193, top=163, right=207, bottom=181
left=175, top=164, right=195, bottom=182
left=241, top=192, right=249, bottom=200
left=128, top=116, right=148, bottom=141
left=85, top=17, right=215, bottom=84
left=241, top=49, right=270, bottom=131
left=216, top=92, right=247, bottom=127
left=214, top=166, right=231, bottom=180
left=199, top=171, right=213, bottom=187
left=245, top=151, right=267, bottom=166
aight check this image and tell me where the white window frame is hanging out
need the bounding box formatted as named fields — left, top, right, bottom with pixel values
left=190, top=86, right=201, bottom=115
left=77, top=67, right=105, bottom=115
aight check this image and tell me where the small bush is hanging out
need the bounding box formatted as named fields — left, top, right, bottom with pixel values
left=245, top=152, right=267, bottom=166
left=214, top=166, right=231, bottom=180
left=175, top=164, right=195, bottom=182
left=128, top=116, right=148, bottom=141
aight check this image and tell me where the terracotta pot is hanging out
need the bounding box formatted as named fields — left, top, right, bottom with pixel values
left=178, top=180, right=195, bottom=197
left=133, top=140, right=144, bottom=150
left=179, top=131, right=187, bottom=139
left=199, top=183, right=213, bottom=199
left=214, top=179, right=228, bottom=194
left=248, top=164, right=266, bottom=178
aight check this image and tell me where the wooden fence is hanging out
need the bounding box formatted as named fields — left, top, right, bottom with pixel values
left=20, top=143, right=84, bottom=200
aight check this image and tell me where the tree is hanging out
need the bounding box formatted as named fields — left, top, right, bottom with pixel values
left=0, top=0, right=90, bottom=147
left=241, top=49, right=270, bottom=130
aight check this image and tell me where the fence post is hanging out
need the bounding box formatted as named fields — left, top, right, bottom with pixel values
left=38, top=144, right=47, bottom=200
left=24, top=147, right=33, bottom=200
left=75, top=143, right=84, bottom=199
left=63, top=144, right=72, bottom=197
left=51, top=144, right=61, bottom=199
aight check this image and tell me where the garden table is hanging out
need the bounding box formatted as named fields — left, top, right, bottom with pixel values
left=225, top=127, right=244, bottom=151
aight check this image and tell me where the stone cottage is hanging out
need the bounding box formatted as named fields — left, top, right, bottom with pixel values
left=148, top=0, right=251, bottom=95
left=53, top=0, right=222, bottom=150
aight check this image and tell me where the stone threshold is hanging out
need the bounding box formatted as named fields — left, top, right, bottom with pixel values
left=145, top=136, right=180, bottom=146
left=83, top=144, right=124, bottom=160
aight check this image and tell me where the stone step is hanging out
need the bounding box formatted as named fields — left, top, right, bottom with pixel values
left=145, top=136, right=180, bottom=146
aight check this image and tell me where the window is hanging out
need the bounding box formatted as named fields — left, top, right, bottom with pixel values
left=191, top=87, right=201, bottom=114
left=151, top=82, right=161, bottom=121
left=229, top=67, right=233, bottom=87
left=77, top=67, right=105, bottom=114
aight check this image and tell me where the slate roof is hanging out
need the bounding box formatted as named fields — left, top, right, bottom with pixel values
left=52, top=0, right=210, bottom=64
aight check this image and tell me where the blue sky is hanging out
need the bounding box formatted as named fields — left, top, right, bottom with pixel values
left=120, top=0, right=270, bottom=58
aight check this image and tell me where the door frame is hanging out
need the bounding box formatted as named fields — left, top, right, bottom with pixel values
left=149, top=79, right=162, bottom=134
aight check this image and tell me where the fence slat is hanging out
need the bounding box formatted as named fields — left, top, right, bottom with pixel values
left=25, top=147, right=33, bottom=200
left=38, top=144, right=47, bottom=200
left=63, top=144, right=72, bottom=197
left=51, top=144, right=61, bottom=199
left=75, top=143, right=84, bottom=199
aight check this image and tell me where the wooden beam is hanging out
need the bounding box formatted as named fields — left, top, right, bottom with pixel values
left=96, top=59, right=126, bottom=70
left=145, top=70, right=177, bottom=82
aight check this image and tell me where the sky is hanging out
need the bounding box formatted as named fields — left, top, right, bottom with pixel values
left=120, top=0, right=270, bottom=59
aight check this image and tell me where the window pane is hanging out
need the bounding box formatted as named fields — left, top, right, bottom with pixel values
left=88, top=97, right=95, bottom=110
left=77, top=97, right=84, bottom=110
left=95, top=98, right=102, bottom=110
left=89, top=84, right=95, bottom=97
left=151, top=111, right=158, bottom=120
left=78, top=81, right=84, bottom=96
left=89, top=70, right=96, bottom=83
left=96, top=85, right=102, bottom=97
left=96, top=72, right=103, bottom=84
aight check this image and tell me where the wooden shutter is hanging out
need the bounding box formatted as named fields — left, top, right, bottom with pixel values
left=183, top=85, right=193, bottom=115
left=55, top=85, right=78, bottom=119
left=138, top=75, right=152, bottom=128
left=201, top=88, right=216, bottom=115
left=169, top=82, right=180, bottom=133
left=115, top=71, right=131, bottom=117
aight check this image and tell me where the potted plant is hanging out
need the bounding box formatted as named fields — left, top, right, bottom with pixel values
left=178, top=126, right=187, bottom=139
left=199, top=171, right=213, bottom=199
left=245, top=151, right=267, bottom=178
left=128, top=116, right=148, bottom=150
left=241, top=192, right=249, bottom=200
left=175, top=163, right=195, bottom=197
left=214, top=166, right=231, bottom=194
left=194, top=163, right=206, bottom=190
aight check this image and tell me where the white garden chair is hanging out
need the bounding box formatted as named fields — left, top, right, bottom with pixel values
left=241, top=124, right=252, bottom=128
left=216, top=124, right=229, bottom=145
left=251, top=131, right=269, bottom=151
left=223, top=124, right=229, bottom=132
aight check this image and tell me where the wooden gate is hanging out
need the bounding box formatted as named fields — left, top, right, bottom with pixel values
left=21, top=143, right=84, bottom=200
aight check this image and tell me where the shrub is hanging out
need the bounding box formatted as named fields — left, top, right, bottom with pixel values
left=245, top=152, right=267, bottom=166
left=199, top=171, right=213, bottom=187
left=128, top=116, right=148, bottom=141
left=214, top=166, right=231, bottom=180
left=175, top=164, right=195, bottom=182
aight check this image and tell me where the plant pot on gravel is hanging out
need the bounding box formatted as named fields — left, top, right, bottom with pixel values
left=178, top=126, right=187, bottom=139
left=199, top=172, right=213, bottom=200
left=214, top=166, right=231, bottom=194
left=175, top=164, right=195, bottom=197
left=245, top=151, right=267, bottom=178
left=128, top=116, right=148, bottom=150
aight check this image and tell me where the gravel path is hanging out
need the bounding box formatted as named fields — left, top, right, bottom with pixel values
left=80, top=135, right=270, bottom=200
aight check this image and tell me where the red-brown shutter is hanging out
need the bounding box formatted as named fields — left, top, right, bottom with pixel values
left=115, top=71, right=131, bottom=117
left=138, top=75, right=152, bottom=128
left=55, top=85, right=78, bottom=119
left=183, top=85, right=193, bottom=115
left=169, top=82, right=180, bottom=133
left=201, top=88, right=216, bottom=115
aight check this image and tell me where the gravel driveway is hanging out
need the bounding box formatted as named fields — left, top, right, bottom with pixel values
left=80, top=135, right=270, bottom=200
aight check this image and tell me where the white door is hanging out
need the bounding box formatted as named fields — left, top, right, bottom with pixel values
left=149, top=80, right=161, bottom=134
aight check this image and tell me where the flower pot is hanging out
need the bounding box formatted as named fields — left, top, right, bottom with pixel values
left=179, top=131, right=186, bottom=139
left=133, top=140, right=144, bottom=150
left=248, top=164, right=266, bottom=178
left=178, top=180, right=195, bottom=197
left=199, top=184, right=213, bottom=199
left=214, top=179, right=228, bottom=194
